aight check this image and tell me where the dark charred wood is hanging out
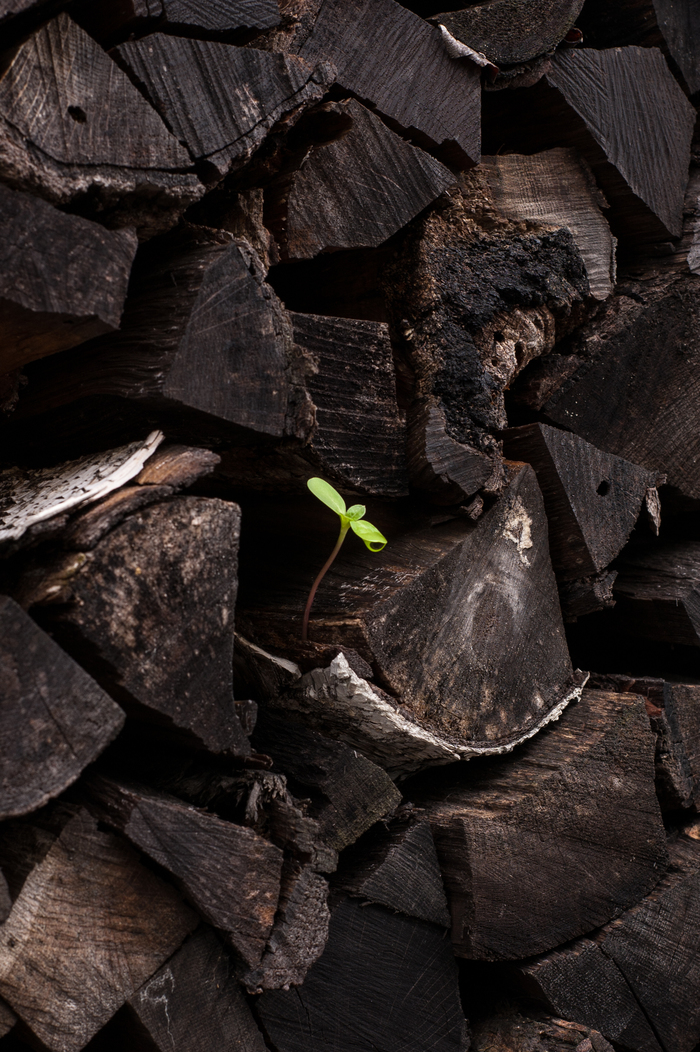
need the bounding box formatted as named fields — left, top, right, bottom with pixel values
left=75, top=0, right=281, bottom=48
left=612, top=539, right=700, bottom=647
left=0, top=804, right=198, bottom=1052
left=296, top=0, right=482, bottom=169
left=126, top=927, right=269, bottom=1052
left=408, top=688, right=667, bottom=960
left=86, top=774, right=284, bottom=969
left=251, top=708, right=401, bottom=851
left=504, top=423, right=657, bottom=580
left=558, top=569, right=618, bottom=621
left=257, top=898, right=469, bottom=1052
left=113, top=36, right=332, bottom=180
left=0, top=595, right=124, bottom=820
left=471, top=1004, right=615, bottom=1052
left=0, top=183, right=137, bottom=374
left=431, top=0, right=585, bottom=66
left=0, top=14, right=204, bottom=238
left=482, top=47, right=696, bottom=245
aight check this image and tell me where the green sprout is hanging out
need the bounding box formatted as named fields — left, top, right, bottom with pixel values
left=302, top=477, right=387, bottom=641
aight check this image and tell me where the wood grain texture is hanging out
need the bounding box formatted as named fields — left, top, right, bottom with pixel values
left=0, top=182, right=137, bottom=372
left=114, top=36, right=332, bottom=177
left=612, top=539, right=700, bottom=647
left=432, top=0, right=585, bottom=66
left=257, top=899, right=469, bottom=1052
left=0, top=596, right=124, bottom=820
left=87, top=775, right=283, bottom=968
left=273, top=98, right=455, bottom=258
left=298, top=0, right=481, bottom=168
left=76, top=0, right=280, bottom=44
left=504, top=423, right=656, bottom=579
left=471, top=1006, right=615, bottom=1052
left=127, top=928, right=269, bottom=1052
left=411, top=688, right=667, bottom=960
left=0, top=806, right=198, bottom=1052
left=0, top=14, right=203, bottom=237
left=481, top=149, right=615, bottom=300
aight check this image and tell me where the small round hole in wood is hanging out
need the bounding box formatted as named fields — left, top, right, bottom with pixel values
left=597, top=480, right=610, bottom=496
left=67, top=105, right=87, bottom=123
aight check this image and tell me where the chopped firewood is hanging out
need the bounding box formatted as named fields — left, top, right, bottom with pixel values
left=612, top=538, right=700, bottom=647
left=431, top=0, right=585, bottom=66
left=471, top=1004, right=615, bottom=1052
left=76, top=0, right=281, bottom=47
left=558, top=569, right=618, bottom=621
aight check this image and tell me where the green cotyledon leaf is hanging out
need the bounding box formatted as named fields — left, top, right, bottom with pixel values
left=307, top=477, right=346, bottom=516
left=350, top=519, right=387, bottom=551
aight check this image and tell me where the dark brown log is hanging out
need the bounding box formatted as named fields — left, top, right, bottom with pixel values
left=520, top=275, right=700, bottom=501
left=0, top=14, right=204, bottom=238
left=409, top=688, right=667, bottom=960
left=296, top=0, right=482, bottom=168
left=431, top=0, right=585, bottom=66
left=471, top=1005, right=615, bottom=1052
left=16, top=496, right=249, bottom=755
left=519, top=832, right=700, bottom=1052
left=87, top=774, right=284, bottom=969
left=481, top=149, right=616, bottom=300
left=483, top=46, right=696, bottom=244
left=612, top=539, right=700, bottom=647
left=0, top=595, right=124, bottom=820
left=0, top=183, right=137, bottom=373
left=126, top=928, right=269, bottom=1052
left=75, top=0, right=281, bottom=47
left=503, top=423, right=657, bottom=580
left=251, top=708, right=401, bottom=851
left=335, top=812, right=451, bottom=928
left=558, top=569, right=618, bottom=621
left=268, top=98, right=455, bottom=259
left=0, top=805, right=198, bottom=1052
left=257, top=898, right=469, bottom=1052
left=134, top=443, right=220, bottom=487
left=384, top=174, right=588, bottom=502
left=241, top=465, right=584, bottom=773
left=114, top=36, right=333, bottom=180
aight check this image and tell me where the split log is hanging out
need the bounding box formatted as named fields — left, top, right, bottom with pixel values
left=519, top=275, right=700, bottom=501
left=0, top=595, right=124, bottom=820
left=471, top=1005, right=615, bottom=1052
left=16, top=496, right=249, bottom=756
left=483, top=46, right=696, bottom=244
left=431, top=0, right=585, bottom=66
left=126, top=928, right=269, bottom=1052
left=113, top=36, right=333, bottom=180
left=257, top=898, right=469, bottom=1052
left=612, top=539, right=700, bottom=648
left=503, top=423, right=657, bottom=579
left=0, top=183, right=137, bottom=373
left=0, top=805, right=198, bottom=1052
left=558, top=569, right=618, bottom=621
left=410, top=688, right=667, bottom=960
left=335, top=811, right=452, bottom=928
left=268, top=98, right=455, bottom=259
left=87, top=775, right=283, bottom=969
left=240, top=465, right=585, bottom=773
left=251, top=708, right=401, bottom=851
left=384, top=175, right=588, bottom=502
left=519, top=832, right=700, bottom=1052
left=75, top=0, right=281, bottom=47
left=0, top=15, right=204, bottom=238
left=481, top=149, right=616, bottom=300
left=296, top=0, right=482, bottom=168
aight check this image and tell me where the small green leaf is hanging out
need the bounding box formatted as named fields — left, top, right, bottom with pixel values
left=307, top=477, right=346, bottom=517
left=346, top=504, right=366, bottom=521
left=350, top=519, right=387, bottom=551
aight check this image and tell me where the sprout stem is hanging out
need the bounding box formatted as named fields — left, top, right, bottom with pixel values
left=302, top=522, right=349, bottom=642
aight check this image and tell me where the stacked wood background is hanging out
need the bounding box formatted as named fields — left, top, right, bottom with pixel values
left=1, top=0, right=700, bottom=1050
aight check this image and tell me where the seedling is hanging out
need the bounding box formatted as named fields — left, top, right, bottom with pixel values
left=302, top=478, right=387, bottom=641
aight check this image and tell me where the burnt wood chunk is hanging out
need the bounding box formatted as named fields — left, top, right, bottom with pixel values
left=127, top=928, right=269, bottom=1052
left=481, top=150, right=616, bottom=300
left=271, top=99, right=454, bottom=258
left=297, top=0, right=481, bottom=168
left=0, top=183, right=137, bottom=373
left=0, top=806, right=198, bottom=1052
left=19, top=496, right=248, bottom=755
left=0, top=596, right=124, bottom=820
left=520, top=833, right=700, bottom=1052
left=257, top=899, right=469, bottom=1052
left=411, top=688, right=668, bottom=960
left=558, top=569, right=618, bottom=621
left=612, top=540, right=700, bottom=647
left=252, top=709, right=401, bottom=851
left=76, top=0, right=281, bottom=46
left=432, top=0, right=585, bottom=66
left=243, top=465, right=583, bottom=765
left=87, top=775, right=284, bottom=969
left=336, top=813, right=451, bottom=927
left=0, top=14, right=203, bottom=238
left=484, top=47, right=695, bottom=244
left=134, top=443, right=220, bottom=487
left=504, top=423, right=656, bottom=579
left=114, top=36, right=332, bottom=179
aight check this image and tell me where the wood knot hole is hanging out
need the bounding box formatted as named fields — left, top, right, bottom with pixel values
left=68, top=105, right=87, bottom=124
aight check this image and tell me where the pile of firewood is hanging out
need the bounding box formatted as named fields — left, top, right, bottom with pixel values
left=1, top=0, right=700, bottom=1049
